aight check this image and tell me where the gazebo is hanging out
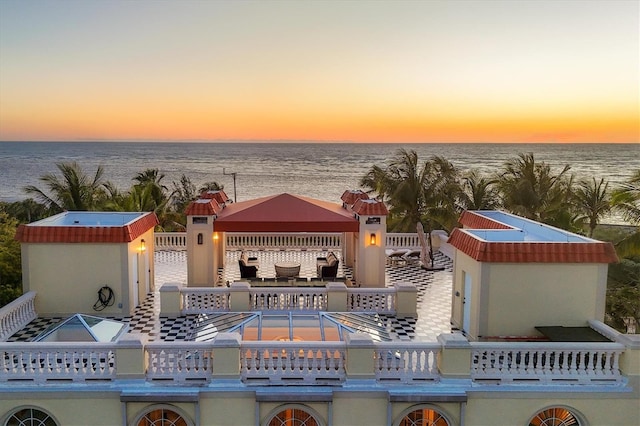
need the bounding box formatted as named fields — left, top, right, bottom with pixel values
left=185, top=192, right=388, bottom=287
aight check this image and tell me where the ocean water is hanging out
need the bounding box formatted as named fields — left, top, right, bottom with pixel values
left=0, top=141, right=638, bottom=221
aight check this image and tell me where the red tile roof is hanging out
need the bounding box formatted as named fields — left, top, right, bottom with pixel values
left=199, top=190, right=229, bottom=204
left=185, top=199, right=222, bottom=216
left=214, top=193, right=359, bottom=232
left=15, top=212, right=158, bottom=244
left=340, top=190, right=369, bottom=206
left=351, top=199, right=389, bottom=216
left=448, top=228, right=618, bottom=263
left=459, top=210, right=511, bottom=229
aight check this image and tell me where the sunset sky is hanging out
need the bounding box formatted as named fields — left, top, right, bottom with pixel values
left=0, top=0, right=638, bottom=143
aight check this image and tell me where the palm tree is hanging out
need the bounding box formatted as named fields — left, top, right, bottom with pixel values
left=612, top=169, right=640, bottom=256
left=573, top=177, right=611, bottom=237
left=24, top=162, right=107, bottom=212
left=612, top=169, right=640, bottom=225
left=133, top=168, right=169, bottom=209
left=459, top=170, right=501, bottom=211
left=422, top=156, right=463, bottom=232
left=360, top=149, right=462, bottom=232
left=199, top=181, right=225, bottom=193
left=497, top=153, right=574, bottom=226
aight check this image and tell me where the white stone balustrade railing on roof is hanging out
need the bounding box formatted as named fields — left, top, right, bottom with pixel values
left=154, top=232, right=442, bottom=252
left=470, top=341, right=624, bottom=384
left=249, top=288, right=328, bottom=311
left=347, top=288, right=396, bottom=314
left=385, top=233, right=421, bottom=250
left=2, top=337, right=632, bottom=386
left=181, top=288, right=231, bottom=314
left=0, top=342, right=116, bottom=382
left=240, top=341, right=346, bottom=384
left=146, top=341, right=213, bottom=382
left=0, top=291, right=37, bottom=342
left=154, top=232, right=187, bottom=250
left=226, top=232, right=342, bottom=250
left=374, top=342, right=441, bottom=383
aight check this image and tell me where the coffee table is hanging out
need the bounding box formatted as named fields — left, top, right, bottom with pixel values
left=274, top=261, right=301, bottom=278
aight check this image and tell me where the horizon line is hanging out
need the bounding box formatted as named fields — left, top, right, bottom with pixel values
left=1, top=139, right=638, bottom=145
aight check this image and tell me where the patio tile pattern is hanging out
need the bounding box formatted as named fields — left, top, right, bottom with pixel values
left=9, top=250, right=454, bottom=342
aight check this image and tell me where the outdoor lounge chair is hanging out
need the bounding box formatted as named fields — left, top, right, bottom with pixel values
left=386, top=249, right=410, bottom=265
left=316, top=252, right=339, bottom=279
left=239, top=252, right=259, bottom=278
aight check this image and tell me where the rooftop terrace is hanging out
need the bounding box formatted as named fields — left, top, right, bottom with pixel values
left=9, top=248, right=455, bottom=343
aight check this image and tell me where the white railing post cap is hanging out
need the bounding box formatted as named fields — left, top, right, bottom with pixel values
left=394, top=282, right=417, bottom=292
left=437, top=333, right=470, bottom=348
left=344, top=332, right=375, bottom=347
left=229, top=282, right=250, bottom=290
left=159, top=283, right=181, bottom=292
left=213, top=332, right=242, bottom=347
left=117, top=333, right=146, bottom=348
left=326, top=282, right=348, bottom=290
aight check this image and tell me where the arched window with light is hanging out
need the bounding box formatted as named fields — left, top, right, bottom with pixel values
left=528, top=406, right=585, bottom=426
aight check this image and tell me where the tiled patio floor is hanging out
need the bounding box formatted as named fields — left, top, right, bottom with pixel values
left=11, top=250, right=455, bottom=343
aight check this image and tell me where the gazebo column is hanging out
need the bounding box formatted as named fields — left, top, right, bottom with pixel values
left=185, top=199, right=222, bottom=287
left=213, top=230, right=226, bottom=269
left=352, top=199, right=389, bottom=288
left=342, top=231, right=356, bottom=268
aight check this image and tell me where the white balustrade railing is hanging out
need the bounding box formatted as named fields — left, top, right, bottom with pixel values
left=155, top=232, right=187, bottom=250
left=470, top=341, right=624, bottom=384
left=182, top=288, right=230, bottom=314
left=249, top=288, right=327, bottom=311
left=0, top=291, right=37, bottom=342
left=146, top=342, right=213, bottom=382
left=153, top=232, right=435, bottom=253
left=0, top=342, right=116, bottom=382
left=374, top=342, right=440, bottom=383
left=347, top=289, right=396, bottom=314
left=226, top=232, right=342, bottom=250
left=241, top=341, right=346, bottom=383
left=386, top=233, right=421, bottom=250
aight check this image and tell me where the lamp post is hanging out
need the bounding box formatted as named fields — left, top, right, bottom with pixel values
left=223, top=168, right=237, bottom=202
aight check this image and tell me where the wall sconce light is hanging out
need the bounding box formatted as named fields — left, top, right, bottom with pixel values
left=140, top=239, right=146, bottom=252
left=370, top=233, right=376, bottom=246
left=197, top=233, right=204, bottom=245
left=213, top=232, right=219, bottom=241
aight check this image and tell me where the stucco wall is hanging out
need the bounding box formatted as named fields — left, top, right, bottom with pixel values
left=451, top=250, right=485, bottom=338
left=484, top=262, right=606, bottom=337
left=465, top=393, right=640, bottom=426
left=20, top=229, right=154, bottom=316
left=22, top=243, right=125, bottom=316
left=2, top=391, right=639, bottom=426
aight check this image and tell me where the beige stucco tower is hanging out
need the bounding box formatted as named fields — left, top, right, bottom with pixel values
left=185, top=199, right=221, bottom=287
left=351, top=198, right=389, bottom=288
left=185, top=190, right=229, bottom=287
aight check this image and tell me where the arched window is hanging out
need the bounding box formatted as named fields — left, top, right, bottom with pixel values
left=528, top=406, right=583, bottom=426
left=395, top=405, right=452, bottom=426
left=264, top=404, right=323, bottom=426
left=3, top=406, right=59, bottom=426
left=133, top=405, right=193, bottom=426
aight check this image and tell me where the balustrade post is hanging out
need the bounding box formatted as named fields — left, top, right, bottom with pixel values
left=616, top=334, right=640, bottom=378
left=116, top=334, right=147, bottom=379
left=344, top=333, right=375, bottom=379
left=229, top=282, right=251, bottom=311
left=326, top=282, right=348, bottom=312
left=394, top=282, right=417, bottom=317
left=437, top=333, right=472, bottom=379
left=212, top=332, right=241, bottom=380
left=159, top=283, right=182, bottom=316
